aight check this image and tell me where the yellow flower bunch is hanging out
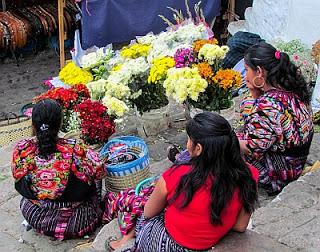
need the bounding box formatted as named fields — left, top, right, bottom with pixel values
left=59, top=62, right=93, bottom=85
left=102, top=96, right=129, bottom=118
left=212, top=69, right=242, bottom=90
left=196, top=62, right=214, bottom=82
left=111, top=64, right=123, bottom=72
left=163, top=67, right=208, bottom=103
left=193, top=39, right=218, bottom=53
left=120, top=43, right=151, bottom=59
left=148, top=56, right=175, bottom=83
left=198, top=44, right=229, bottom=66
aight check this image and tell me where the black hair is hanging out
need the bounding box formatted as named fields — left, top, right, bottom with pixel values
left=32, top=99, right=62, bottom=157
left=171, top=112, right=258, bottom=225
left=244, top=42, right=311, bottom=103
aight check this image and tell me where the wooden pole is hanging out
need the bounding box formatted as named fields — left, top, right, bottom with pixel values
left=58, top=0, right=65, bottom=68
left=229, top=0, right=236, bottom=22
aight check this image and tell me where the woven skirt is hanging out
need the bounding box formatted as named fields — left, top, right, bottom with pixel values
left=20, top=196, right=102, bottom=240
left=129, top=213, right=210, bottom=252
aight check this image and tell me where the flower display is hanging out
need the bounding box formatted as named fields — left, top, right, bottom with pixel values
left=163, top=67, right=208, bottom=103
left=193, top=39, right=218, bottom=53
left=102, top=96, right=129, bottom=118
left=198, top=44, right=229, bottom=70
left=212, top=69, right=242, bottom=90
left=76, top=100, right=115, bottom=145
left=120, top=43, right=151, bottom=59
left=174, top=48, right=194, bottom=68
left=148, top=57, right=175, bottom=83
left=59, top=62, right=93, bottom=85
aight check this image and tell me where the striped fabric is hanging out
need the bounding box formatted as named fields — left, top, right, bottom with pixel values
left=20, top=196, right=102, bottom=241
left=128, top=213, right=210, bottom=252
left=238, top=90, right=314, bottom=193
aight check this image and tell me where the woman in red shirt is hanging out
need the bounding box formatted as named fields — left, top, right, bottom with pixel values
left=133, top=112, right=259, bottom=251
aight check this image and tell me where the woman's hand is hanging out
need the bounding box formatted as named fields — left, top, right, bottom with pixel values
left=232, top=207, right=252, bottom=233
left=239, top=140, right=250, bottom=155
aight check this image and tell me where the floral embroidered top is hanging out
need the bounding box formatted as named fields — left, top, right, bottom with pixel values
left=12, top=138, right=106, bottom=200
left=237, top=90, right=313, bottom=193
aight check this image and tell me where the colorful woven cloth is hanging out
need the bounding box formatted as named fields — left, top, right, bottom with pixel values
left=102, top=185, right=155, bottom=235
left=238, top=90, right=314, bottom=193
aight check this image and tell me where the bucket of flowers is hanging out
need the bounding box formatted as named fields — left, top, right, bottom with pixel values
left=162, top=39, right=242, bottom=124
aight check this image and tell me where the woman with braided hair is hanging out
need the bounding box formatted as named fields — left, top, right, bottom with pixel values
left=237, top=42, right=314, bottom=194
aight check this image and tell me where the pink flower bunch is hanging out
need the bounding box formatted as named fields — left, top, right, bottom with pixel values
left=174, top=48, right=194, bottom=68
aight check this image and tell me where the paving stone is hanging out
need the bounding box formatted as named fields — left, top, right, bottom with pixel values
left=252, top=170, right=320, bottom=250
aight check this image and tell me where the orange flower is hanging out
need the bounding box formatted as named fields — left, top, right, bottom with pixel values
left=212, top=69, right=242, bottom=90
left=196, top=62, right=214, bottom=81
left=193, top=39, right=219, bottom=53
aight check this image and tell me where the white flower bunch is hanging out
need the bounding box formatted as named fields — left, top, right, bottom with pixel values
left=163, top=67, right=208, bottom=103
left=64, top=111, right=80, bottom=133
left=198, top=44, right=229, bottom=66
left=105, top=81, right=131, bottom=100
left=147, top=22, right=208, bottom=62
left=80, top=47, right=113, bottom=69
left=86, top=79, right=107, bottom=101
left=102, top=96, right=129, bottom=118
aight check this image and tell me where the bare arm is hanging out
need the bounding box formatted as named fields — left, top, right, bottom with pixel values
left=232, top=207, right=252, bottom=233
left=144, top=176, right=168, bottom=219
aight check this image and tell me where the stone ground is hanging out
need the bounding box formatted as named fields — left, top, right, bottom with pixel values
left=1, top=50, right=320, bottom=251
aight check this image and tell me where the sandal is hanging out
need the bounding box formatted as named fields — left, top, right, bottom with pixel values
left=105, top=236, right=118, bottom=251
left=167, top=144, right=181, bottom=163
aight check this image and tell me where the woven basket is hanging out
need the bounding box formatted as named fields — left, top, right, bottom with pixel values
left=0, top=113, right=32, bottom=148
left=101, top=136, right=151, bottom=193
left=105, top=165, right=151, bottom=192
left=0, top=113, right=32, bottom=147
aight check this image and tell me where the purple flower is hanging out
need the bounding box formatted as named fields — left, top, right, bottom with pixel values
left=174, top=48, right=194, bottom=68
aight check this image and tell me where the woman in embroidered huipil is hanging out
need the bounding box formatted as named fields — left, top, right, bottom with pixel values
left=238, top=42, right=314, bottom=194
left=11, top=99, right=106, bottom=240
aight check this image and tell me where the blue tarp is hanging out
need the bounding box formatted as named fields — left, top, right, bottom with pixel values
left=81, top=0, right=221, bottom=49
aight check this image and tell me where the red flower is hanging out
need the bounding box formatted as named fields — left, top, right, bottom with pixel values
left=75, top=100, right=116, bottom=144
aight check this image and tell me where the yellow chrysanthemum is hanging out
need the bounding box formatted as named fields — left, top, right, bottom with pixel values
left=59, top=62, right=93, bottom=85
left=148, top=57, right=175, bottom=84
left=120, top=43, right=151, bottom=59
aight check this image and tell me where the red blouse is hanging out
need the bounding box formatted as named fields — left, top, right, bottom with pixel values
left=163, top=164, right=258, bottom=250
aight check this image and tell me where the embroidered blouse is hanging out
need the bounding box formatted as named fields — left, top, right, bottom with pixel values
left=237, top=90, right=313, bottom=192
left=12, top=138, right=106, bottom=200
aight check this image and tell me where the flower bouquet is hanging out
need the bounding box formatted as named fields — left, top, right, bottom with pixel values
left=75, top=99, right=115, bottom=145
left=59, top=62, right=93, bottom=85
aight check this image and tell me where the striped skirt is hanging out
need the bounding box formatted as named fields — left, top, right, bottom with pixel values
left=130, top=213, right=210, bottom=252
left=20, top=196, right=102, bottom=240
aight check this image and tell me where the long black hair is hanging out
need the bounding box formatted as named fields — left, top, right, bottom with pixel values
left=171, top=112, right=258, bottom=225
left=244, top=42, right=311, bottom=103
left=32, top=99, right=62, bottom=157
